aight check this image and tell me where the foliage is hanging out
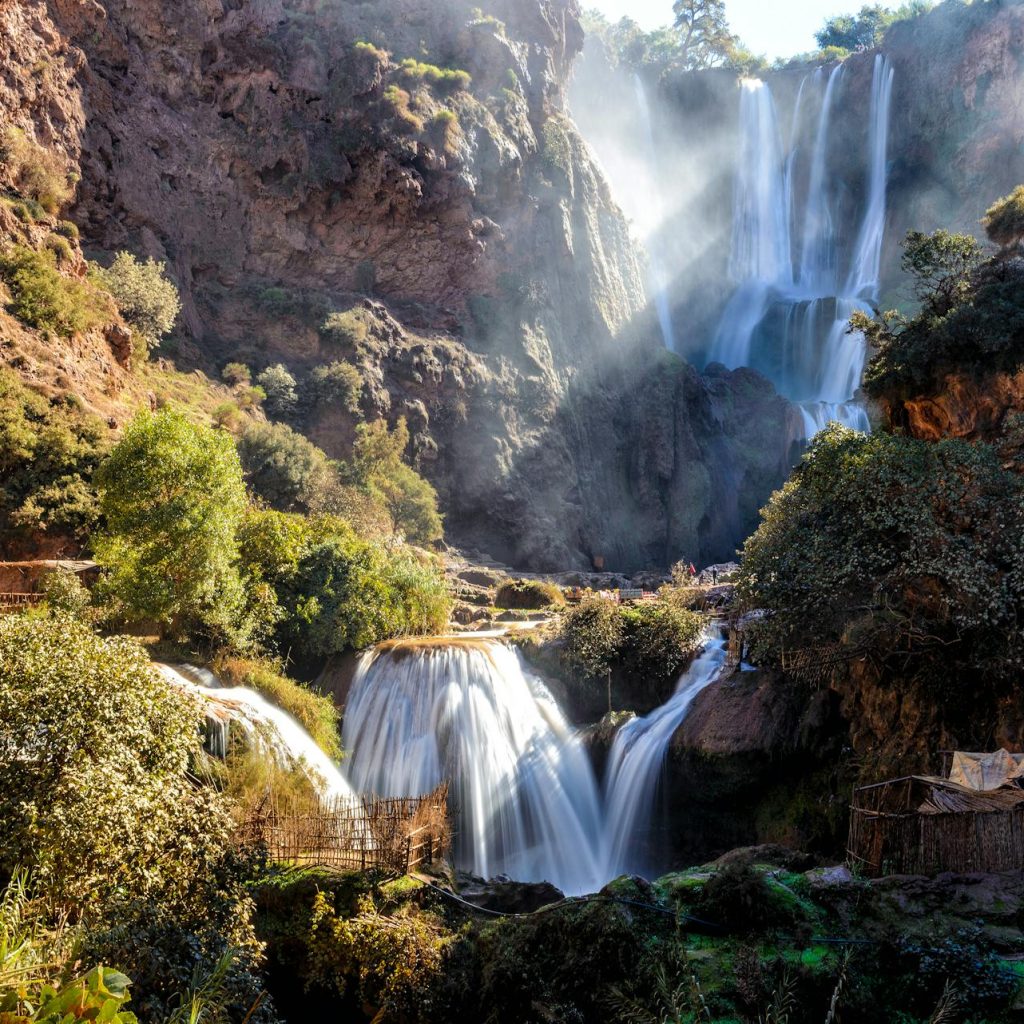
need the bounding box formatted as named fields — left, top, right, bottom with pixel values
left=237, top=421, right=338, bottom=514
left=494, top=578, right=565, bottom=609
left=381, top=86, right=424, bottom=134
left=222, top=362, right=252, bottom=387
left=736, top=425, right=1024, bottom=701
left=0, top=245, right=112, bottom=338
left=982, top=183, right=1024, bottom=250
left=860, top=229, right=1024, bottom=400
left=93, top=408, right=248, bottom=640
left=39, top=567, right=92, bottom=619
left=213, top=655, right=342, bottom=762
left=0, top=127, right=74, bottom=213
left=44, top=234, right=74, bottom=265
left=0, top=369, right=107, bottom=547
left=308, top=361, right=362, bottom=412
left=557, top=597, right=624, bottom=682
left=346, top=418, right=443, bottom=545
left=616, top=603, right=706, bottom=703
left=396, top=59, right=471, bottom=93
left=238, top=507, right=451, bottom=657
left=306, top=891, right=451, bottom=1020
left=321, top=308, right=369, bottom=346
left=213, top=401, right=243, bottom=433
left=91, top=252, right=181, bottom=352
left=697, top=862, right=797, bottom=936
left=815, top=1, right=932, bottom=51
left=255, top=365, right=298, bottom=418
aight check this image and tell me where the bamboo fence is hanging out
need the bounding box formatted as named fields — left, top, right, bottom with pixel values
left=848, top=775, right=1024, bottom=877
left=238, top=783, right=450, bottom=874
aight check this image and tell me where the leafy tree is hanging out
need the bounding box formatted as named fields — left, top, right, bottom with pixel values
left=0, top=616, right=268, bottom=1021
left=816, top=4, right=892, bottom=50
left=308, top=361, right=363, bottom=412
left=859, top=227, right=1024, bottom=401
left=347, top=418, right=443, bottom=545
left=983, top=184, right=1024, bottom=251
left=672, top=0, right=737, bottom=70
left=237, top=421, right=337, bottom=514
left=93, top=408, right=247, bottom=638
left=91, top=252, right=180, bottom=351
left=255, top=364, right=298, bottom=417
left=736, top=425, right=1024, bottom=700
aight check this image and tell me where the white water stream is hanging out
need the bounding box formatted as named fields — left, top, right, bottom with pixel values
left=710, top=56, right=894, bottom=436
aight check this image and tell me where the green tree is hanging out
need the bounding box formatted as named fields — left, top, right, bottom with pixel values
left=672, top=0, right=737, bottom=69
left=815, top=4, right=892, bottom=50
left=92, top=252, right=180, bottom=352
left=347, top=418, right=443, bottom=545
left=983, top=184, right=1024, bottom=251
left=308, top=361, right=363, bottom=412
left=93, top=408, right=247, bottom=637
left=256, top=364, right=298, bottom=417
left=237, top=421, right=337, bottom=514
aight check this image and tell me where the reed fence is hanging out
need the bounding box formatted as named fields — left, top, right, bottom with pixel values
left=848, top=776, right=1024, bottom=877
left=238, top=783, right=450, bottom=875
left=0, top=593, right=42, bottom=614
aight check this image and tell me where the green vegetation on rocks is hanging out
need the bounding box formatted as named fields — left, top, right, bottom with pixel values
left=494, top=578, right=564, bottom=609
left=90, top=252, right=180, bottom=353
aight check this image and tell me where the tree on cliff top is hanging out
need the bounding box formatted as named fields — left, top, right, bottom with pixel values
left=983, top=184, right=1024, bottom=251
left=94, top=407, right=247, bottom=638
left=672, top=0, right=737, bottom=69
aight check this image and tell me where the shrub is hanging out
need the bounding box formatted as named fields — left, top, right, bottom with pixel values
left=494, top=578, right=564, bottom=609
left=0, top=368, right=106, bottom=545
left=0, top=245, right=112, bottom=337
left=91, top=252, right=181, bottom=352
left=0, top=127, right=74, bottom=213
left=238, top=420, right=338, bottom=513
left=308, top=361, right=362, bottom=412
left=381, top=85, right=424, bottom=134
left=213, top=656, right=342, bottom=761
left=54, top=219, right=80, bottom=240
left=39, top=566, right=92, bottom=618
left=256, top=364, right=298, bottom=417
left=222, top=362, right=252, bottom=387
left=736, top=425, right=1024, bottom=699
left=617, top=603, right=706, bottom=701
left=44, top=234, right=74, bottom=265
left=983, top=183, right=1024, bottom=250
left=697, top=862, right=794, bottom=936
left=321, top=307, right=370, bottom=345
left=238, top=384, right=266, bottom=411
left=353, top=40, right=387, bottom=62
left=93, top=408, right=248, bottom=640
left=212, top=400, right=243, bottom=432
left=557, top=598, right=624, bottom=682
left=396, top=59, right=471, bottom=93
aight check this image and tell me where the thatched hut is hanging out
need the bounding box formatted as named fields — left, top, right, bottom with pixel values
left=848, top=754, right=1024, bottom=877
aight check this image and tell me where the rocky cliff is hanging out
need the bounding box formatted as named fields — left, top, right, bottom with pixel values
left=0, top=0, right=796, bottom=570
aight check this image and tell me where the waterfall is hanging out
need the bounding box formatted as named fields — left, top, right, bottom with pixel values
left=634, top=75, right=677, bottom=352
left=341, top=639, right=605, bottom=895
left=601, top=637, right=727, bottom=879
left=709, top=57, right=894, bottom=437
left=157, top=664, right=356, bottom=802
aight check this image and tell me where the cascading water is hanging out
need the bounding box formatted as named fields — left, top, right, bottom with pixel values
left=341, top=640, right=606, bottom=895
left=158, top=664, right=356, bottom=801
left=710, top=56, right=894, bottom=437
left=601, top=636, right=727, bottom=879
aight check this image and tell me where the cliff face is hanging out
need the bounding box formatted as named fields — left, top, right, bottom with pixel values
left=0, top=0, right=795, bottom=569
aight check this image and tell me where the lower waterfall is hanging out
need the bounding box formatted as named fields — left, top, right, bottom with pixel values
left=601, top=637, right=727, bottom=879
left=342, top=640, right=605, bottom=895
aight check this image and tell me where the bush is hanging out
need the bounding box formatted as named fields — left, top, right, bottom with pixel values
left=983, top=183, right=1024, bottom=250
left=396, top=59, right=471, bottom=93
left=91, top=252, right=180, bottom=352
left=39, top=566, right=91, bottom=618
left=213, top=400, right=243, bottom=432
left=697, top=862, right=794, bottom=936
left=44, top=234, right=74, bottom=265
left=557, top=598, right=624, bottom=682
left=494, top=578, right=564, bottom=609
left=381, top=86, right=424, bottom=134
left=0, top=127, right=74, bottom=213
left=54, top=219, right=80, bottom=240
left=346, top=418, right=443, bottom=545
left=308, top=361, right=362, bottom=412
left=0, top=245, right=112, bottom=337
left=321, top=308, right=369, bottom=345
left=736, top=425, right=1024, bottom=699
left=94, top=408, right=248, bottom=641
left=238, top=421, right=338, bottom=513
left=213, top=656, right=341, bottom=761
left=616, top=603, right=706, bottom=702
left=0, top=369, right=106, bottom=546
left=222, top=362, right=252, bottom=387
left=256, top=364, right=298, bottom=417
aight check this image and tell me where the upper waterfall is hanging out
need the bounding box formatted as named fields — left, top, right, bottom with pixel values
left=709, top=56, right=894, bottom=437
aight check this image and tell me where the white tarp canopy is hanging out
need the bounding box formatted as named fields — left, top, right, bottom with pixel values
left=948, top=749, right=1024, bottom=791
